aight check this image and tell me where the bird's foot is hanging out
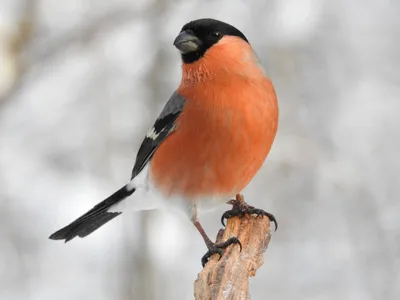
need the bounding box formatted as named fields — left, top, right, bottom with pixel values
left=221, top=194, right=278, bottom=231
left=201, top=236, right=242, bottom=267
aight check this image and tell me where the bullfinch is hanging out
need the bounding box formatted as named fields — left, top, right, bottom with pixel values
left=49, top=18, right=279, bottom=266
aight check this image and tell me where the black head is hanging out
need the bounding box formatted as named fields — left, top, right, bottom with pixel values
left=173, top=18, right=249, bottom=64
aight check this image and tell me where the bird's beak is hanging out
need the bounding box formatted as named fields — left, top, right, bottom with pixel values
left=173, top=31, right=201, bottom=54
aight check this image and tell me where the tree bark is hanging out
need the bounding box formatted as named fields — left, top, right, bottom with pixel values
left=194, top=197, right=272, bottom=300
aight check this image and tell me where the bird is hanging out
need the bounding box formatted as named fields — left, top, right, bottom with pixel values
left=49, top=18, right=279, bottom=266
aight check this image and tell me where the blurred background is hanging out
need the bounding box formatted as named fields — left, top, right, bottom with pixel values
left=1, top=0, right=399, bottom=299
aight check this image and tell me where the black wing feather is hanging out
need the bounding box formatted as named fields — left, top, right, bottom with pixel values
left=49, top=186, right=134, bottom=242
left=49, top=91, right=186, bottom=242
left=131, top=91, right=186, bottom=178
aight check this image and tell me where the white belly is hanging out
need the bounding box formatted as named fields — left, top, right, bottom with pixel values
left=108, top=164, right=232, bottom=220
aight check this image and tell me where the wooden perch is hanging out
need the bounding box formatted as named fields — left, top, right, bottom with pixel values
left=194, top=195, right=272, bottom=300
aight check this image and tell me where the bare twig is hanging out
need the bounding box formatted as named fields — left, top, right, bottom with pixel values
left=0, top=6, right=142, bottom=106
left=0, top=0, right=36, bottom=105
left=194, top=195, right=272, bottom=300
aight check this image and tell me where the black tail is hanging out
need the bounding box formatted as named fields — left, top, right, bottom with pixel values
left=49, top=185, right=135, bottom=242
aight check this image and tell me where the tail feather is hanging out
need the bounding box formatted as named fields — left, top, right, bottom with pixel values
left=49, top=185, right=135, bottom=242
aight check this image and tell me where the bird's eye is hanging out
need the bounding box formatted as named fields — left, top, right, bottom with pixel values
left=210, top=31, right=221, bottom=38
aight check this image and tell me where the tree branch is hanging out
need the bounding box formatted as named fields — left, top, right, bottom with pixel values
left=194, top=196, right=272, bottom=300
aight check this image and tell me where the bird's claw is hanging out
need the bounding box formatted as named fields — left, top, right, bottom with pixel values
left=221, top=194, right=278, bottom=231
left=201, top=237, right=242, bottom=267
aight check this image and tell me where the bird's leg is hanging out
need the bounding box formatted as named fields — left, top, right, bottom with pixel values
left=221, top=194, right=278, bottom=231
left=193, top=218, right=242, bottom=267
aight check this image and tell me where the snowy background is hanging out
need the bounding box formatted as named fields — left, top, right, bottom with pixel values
left=1, top=0, right=399, bottom=299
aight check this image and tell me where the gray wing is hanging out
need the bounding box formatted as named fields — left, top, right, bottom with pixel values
left=131, top=91, right=186, bottom=179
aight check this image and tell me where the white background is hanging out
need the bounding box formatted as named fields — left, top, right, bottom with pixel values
left=0, top=0, right=399, bottom=299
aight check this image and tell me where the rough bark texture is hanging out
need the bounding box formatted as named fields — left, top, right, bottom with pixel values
left=194, top=196, right=272, bottom=300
